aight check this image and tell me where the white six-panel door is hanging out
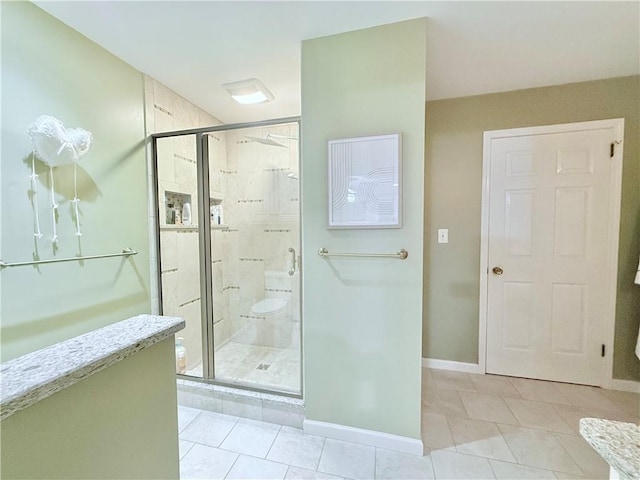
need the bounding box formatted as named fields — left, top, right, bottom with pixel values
left=482, top=119, right=623, bottom=386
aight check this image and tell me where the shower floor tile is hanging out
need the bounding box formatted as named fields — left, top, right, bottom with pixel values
left=185, top=341, right=301, bottom=394
left=216, top=341, right=301, bottom=393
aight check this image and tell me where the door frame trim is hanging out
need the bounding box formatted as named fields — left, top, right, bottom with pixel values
left=478, top=118, right=625, bottom=387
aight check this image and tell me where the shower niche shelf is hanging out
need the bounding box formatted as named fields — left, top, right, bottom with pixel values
left=209, top=197, right=225, bottom=227
left=159, top=225, right=228, bottom=231
left=164, top=190, right=192, bottom=227
left=160, top=225, right=199, bottom=231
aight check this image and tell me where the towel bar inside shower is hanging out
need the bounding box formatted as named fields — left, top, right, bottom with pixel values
left=318, top=247, right=408, bottom=260
left=0, top=247, right=138, bottom=269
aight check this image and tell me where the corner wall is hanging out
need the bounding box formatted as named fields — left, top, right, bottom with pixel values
left=423, top=76, right=640, bottom=381
left=1, top=2, right=151, bottom=360
left=301, top=19, right=427, bottom=439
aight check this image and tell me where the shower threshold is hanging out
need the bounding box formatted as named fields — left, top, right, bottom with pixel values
left=177, top=378, right=305, bottom=428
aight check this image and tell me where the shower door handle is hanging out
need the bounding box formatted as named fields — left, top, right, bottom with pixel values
left=288, top=247, right=296, bottom=276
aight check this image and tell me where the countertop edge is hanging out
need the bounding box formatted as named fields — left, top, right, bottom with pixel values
left=579, top=417, right=640, bottom=480
left=0, top=315, right=185, bottom=421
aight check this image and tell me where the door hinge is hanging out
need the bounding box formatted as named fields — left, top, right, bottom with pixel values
left=610, top=143, right=614, bottom=158
left=601, top=344, right=606, bottom=357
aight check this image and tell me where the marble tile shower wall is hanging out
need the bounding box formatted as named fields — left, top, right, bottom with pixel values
left=144, top=76, right=221, bottom=370
left=209, top=132, right=230, bottom=349
left=221, top=125, right=300, bottom=347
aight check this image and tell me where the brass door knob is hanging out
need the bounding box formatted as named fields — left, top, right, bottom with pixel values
left=492, top=266, right=504, bottom=275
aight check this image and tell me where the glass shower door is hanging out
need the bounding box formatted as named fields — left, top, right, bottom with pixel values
left=156, top=134, right=205, bottom=378
left=207, top=122, right=301, bottom=394
left=154, top=119, right=301, bottom=396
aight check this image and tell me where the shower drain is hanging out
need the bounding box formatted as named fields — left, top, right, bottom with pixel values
left=256, top=363, right=271, bottom=371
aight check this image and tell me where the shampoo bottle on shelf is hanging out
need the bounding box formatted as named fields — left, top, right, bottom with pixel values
left=211, top=205, right=221, bottom=225
left=175, top=337, right=187, bottom=374
left=166, top=204, right=175, bottom=224
left=182, top=202, right=192, bottom=226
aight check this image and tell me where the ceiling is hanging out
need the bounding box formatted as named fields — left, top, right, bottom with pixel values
left=35, top=1, right=639, bottom=125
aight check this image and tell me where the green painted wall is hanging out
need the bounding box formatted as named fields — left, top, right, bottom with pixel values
left=1, top=338, right=180, bottom=479
left=1, top=2, right=150, bottom=361
left=423, top=76, right=640, bottom=381
left=302, top=19, right=427, bottom=439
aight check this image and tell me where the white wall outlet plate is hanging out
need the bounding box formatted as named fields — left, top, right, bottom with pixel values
left=438, top=229, right=448, bottom=244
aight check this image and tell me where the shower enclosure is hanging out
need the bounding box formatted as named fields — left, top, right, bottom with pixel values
left=152, top=118, right=301, bottom=396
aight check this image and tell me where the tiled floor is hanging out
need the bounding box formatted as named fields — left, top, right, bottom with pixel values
left=178, top=368, right=639, bottom=479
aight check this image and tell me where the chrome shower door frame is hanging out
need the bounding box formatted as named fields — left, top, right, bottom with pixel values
left=151, top=116, right=302, bottom=398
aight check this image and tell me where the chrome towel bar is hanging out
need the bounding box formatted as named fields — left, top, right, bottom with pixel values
left=0, top=247, right=138, bottom=269
left=318, top=247, right=408, bottom=260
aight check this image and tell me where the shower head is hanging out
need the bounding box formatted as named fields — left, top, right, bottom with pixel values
left=266, top=133, right=298, bottom=141
left=287, top=173, right=299, bottom=180
left=245, top=135, right=286, bottom=147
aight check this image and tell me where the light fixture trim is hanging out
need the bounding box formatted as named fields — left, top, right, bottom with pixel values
left=222, top=78, right=274, bottom=105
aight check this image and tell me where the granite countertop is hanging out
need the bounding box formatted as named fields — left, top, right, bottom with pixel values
left=579, top=417, right=640, bottom=480
left=0, top=314, right=184, bottom=421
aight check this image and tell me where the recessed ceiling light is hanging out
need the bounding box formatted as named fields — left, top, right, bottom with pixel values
left=221, top=78, right=274, bottom=105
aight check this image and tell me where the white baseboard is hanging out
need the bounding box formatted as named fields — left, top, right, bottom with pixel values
left=422, top=358, right=483, bottom=374
left=303, top=419, right=424, bottom=456
left=422, top=358, right=639, bottom=392
left=608, top=378, right=640, bottom=393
